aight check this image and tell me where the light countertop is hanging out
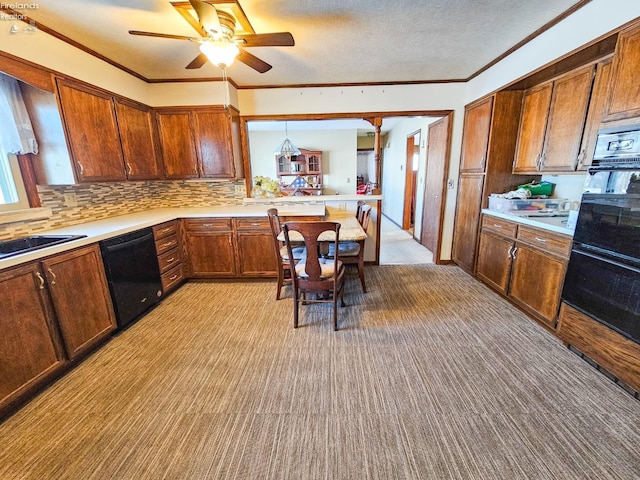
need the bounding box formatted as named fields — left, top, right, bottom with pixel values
left=244, top=194, right=383, bottom=204
left=482, top=209, right=574, bottom=236
left=0, top=204, right=326, bottom=270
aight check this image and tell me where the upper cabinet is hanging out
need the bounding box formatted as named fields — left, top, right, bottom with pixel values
left=53, top=78, right=164, bottom=183
left=56, top=78, right=127, bottom=182
left=114, top=99, right=164, bottom=180
left=603, top=22, right=640, bottom=122
left=513, top=65, right=595, bottom=173
left=156, top=106, right=243, bottom=180
left=459, top=96, right=493, bottom=173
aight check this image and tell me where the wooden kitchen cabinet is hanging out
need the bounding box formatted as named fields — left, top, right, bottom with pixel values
left=56, top=78, right=127, bottom=182
left=183, top=218, right=236, bottom=277
left=603, top=21, right=640, bottom=122
left=451, top=91, right=525, bottom=274
left=41, top=245, right=117, bottom=360
left=577, top=58, right=613, bottom=170
left=234, top=217, right=278, bottom=276
left=153, top=220, right=184, bottom=293
left=475, top=215, right=571, bottom=328
left=0, top=262, right=66, bottom=418
left=155, top=110, right=199, bottom=179
left=513, top=65, right=595, bottom=173
left=114, top=98, right=164, bottom=180
left=156, top=106, right=243, bottom=180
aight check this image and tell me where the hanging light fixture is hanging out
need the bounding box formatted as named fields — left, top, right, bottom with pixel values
left=275, top=121, right=301, bottom=160
left=199, top=39, right=240, bottom=68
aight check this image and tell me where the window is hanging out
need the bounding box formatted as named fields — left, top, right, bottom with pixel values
left=0, top=73, right=37, bottom=212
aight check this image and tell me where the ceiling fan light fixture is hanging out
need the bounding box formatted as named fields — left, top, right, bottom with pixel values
left=199, top=40, right=240, bottom=67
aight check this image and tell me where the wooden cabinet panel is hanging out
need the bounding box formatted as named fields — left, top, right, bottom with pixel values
left=451, top=174, right=484, bottom=272
left=516, top=225, right=572, bottom=258
left=476, top=229, right=514, bottom=295
left=480, top=215, right=518, bottom=237
left=540, top=65, right=594, bottom=172
left=153, top=220, right=183, bottom=294
left=557, top=303, right=640, bottom=393
left=513, top=83, right=552, bottom=173
left=578, top=58, right=613, bottom=170
left=459, top=97, right=493, bottom=172
left=604, top=23, right=640, bottom=122
left=41, top=245, right=116, bottom=360
left=161, top=264, right=184, bottom=292
left=0, top=263, right=65, bottom=411
left=158, top=247, right=182, bottom=273
left=156, top=111, right=199, bottom=179
left=236, top=231, right=278, bottom=276
left=185, top=231, right=236, bottom=277
left=115, top=99, right=163, bottom=180
left=509, top=243, right=567, bottom=327
left=56, top=79, right=126, bottom=182
left=194, top=110, right=235, bottom=178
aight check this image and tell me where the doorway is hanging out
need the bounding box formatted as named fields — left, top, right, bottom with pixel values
left=402, top=130, right=420, bottom=235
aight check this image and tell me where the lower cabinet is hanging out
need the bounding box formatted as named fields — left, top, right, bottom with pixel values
left=476, top=215, right=571, bottom=328
left=0, top=244, right=116, bottom=418
left=153, top=220, right=184, bottom=293
left=183, top=217, right=277, bottom=278
left=183, top=218, right=237, bottom=277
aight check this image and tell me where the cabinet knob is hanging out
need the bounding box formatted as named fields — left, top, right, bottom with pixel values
left=126, top=162, right=133, bottom=175
left=534, top=237, right=548, bottom=243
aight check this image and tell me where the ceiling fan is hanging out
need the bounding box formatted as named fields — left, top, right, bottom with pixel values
left=128, top=0, right=294, bottom=73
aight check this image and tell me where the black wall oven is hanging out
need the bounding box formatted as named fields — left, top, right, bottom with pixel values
left=561, top=168, right=640, bottom=344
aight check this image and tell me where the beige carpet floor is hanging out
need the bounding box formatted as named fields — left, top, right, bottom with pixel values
left=1, top=265, right=639, bottom=479
left=379, top=216, right=433, bottom=265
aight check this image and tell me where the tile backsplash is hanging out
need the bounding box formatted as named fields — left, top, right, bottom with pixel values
left=0, top=180, right=246, bottom=240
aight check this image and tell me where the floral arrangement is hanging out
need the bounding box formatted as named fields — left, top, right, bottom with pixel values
left=252, top=176, right=283, bottom=197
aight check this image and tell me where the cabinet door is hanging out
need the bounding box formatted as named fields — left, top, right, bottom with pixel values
left=540, top=65, right=594, bottom=172
left=578, top=58, right=613, bottom=170
left=513, top=83, right=552, bottom=173
left=459, top=97, right=493, bottom=173
left=56, top=79, right=126, bottom=182
left=451, top=174, right=484, bottom=273
left=156, top=111, right=199, bottom=179
left=0, top=263, right=65, bottom=411
left=41, top=245, right=116, bottom=360
left=604, top=23, right=640, bottom=121
left=476, top=230, right=514, bottom=295
left=236, top=232, right=278, bottom=276
left=185, top=232, right=236, bottom=277
left=508, top=243, right=567, bottom=327
left=194, top=110, right=235, bottom=178
left=115, top=99, right=164, bottom=180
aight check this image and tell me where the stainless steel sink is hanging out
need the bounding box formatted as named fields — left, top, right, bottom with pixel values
left=0, top=235, right=87, bottom=259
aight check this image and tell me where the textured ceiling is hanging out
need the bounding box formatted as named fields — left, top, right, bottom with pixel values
left=12, top=0, right=584, bottom=87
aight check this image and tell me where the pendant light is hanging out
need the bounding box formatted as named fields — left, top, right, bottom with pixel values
left=275, top=121, right=301, bottom=160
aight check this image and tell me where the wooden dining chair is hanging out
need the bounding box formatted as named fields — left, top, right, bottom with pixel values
left=327, top=204, right=371, bottom=293
left=267, top=208, right=305, bottom=300
left=282, top=221, right=346, bottom=331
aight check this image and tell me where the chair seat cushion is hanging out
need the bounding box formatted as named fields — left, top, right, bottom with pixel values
left=280, top=245, right=306, bottom=261
left=327, top=241, right=360, bottom=257
left=295, top=258, right=343, bottom=279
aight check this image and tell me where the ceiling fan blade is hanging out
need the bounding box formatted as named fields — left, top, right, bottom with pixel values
left=189, top=0, right=222, bottom=36
left=129, top=30, right=197, bottom=41
left=186, top=53, right=209, bottom=69
left=235, top=32, right=295, bottom=47
left=237, top=49, right=272, bottom=73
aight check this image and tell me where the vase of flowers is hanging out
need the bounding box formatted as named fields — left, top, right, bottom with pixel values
left=252, top=176, right=282, bottom=198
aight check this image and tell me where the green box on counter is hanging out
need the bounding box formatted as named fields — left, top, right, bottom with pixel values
left=516, top=181, right=555, bottom=197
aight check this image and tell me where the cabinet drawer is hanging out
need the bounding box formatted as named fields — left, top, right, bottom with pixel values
left=153, top=221, right=177, bottom=240
left=184, top=218, right=232, bottom=231
left=481, top=215, right=517, bottom=237
left=235, top=217, right=270, bottom=231
left=158, top=247, right=181, bottom=273
left=517, top=225, right=572, bottom=257
left=161, top=264, right=184, bottom=292
left=155, top=233, right=179, bottom=255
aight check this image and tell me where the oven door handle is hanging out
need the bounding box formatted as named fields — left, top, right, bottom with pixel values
left=573, top=248, right=640, bottom=274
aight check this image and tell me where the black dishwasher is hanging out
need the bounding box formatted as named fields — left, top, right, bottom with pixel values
left=100, top=227, right=163, bottom=330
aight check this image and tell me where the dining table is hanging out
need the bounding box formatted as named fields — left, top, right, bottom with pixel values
left=277, top=214, right=367, bottom=243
